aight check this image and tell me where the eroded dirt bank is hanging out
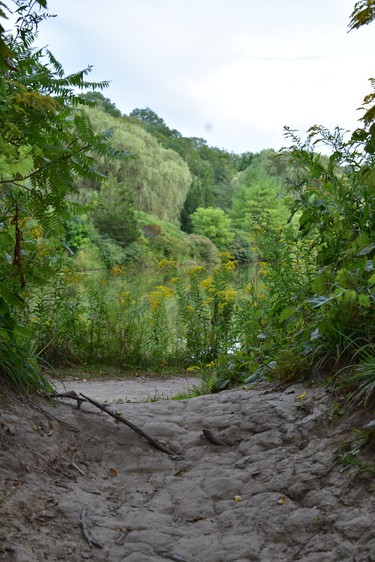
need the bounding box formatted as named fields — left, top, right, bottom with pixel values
left=0, top=381, right=374, bottom=561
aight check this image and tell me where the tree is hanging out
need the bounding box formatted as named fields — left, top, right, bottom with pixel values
left=128, top=108, right=240, bottom=227
left=230, top=160, right=290, bottom=233
left=190, top=207, right=234, bottom=250
left=0, top=0, right=125, bottom=391
left=0, top=0, right=47, bottom=94
left=84, top=106, right=192, bottom=225
left=91, top=177, right=140, bottom=248
left=81, top=91, right=123, bottom=118
left=129, top=107, right=181, bottom=139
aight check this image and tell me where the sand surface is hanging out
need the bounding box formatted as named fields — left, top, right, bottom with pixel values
left=0, top=378, right=374, bottom=561
left=53, top=375, right=200, bottom=403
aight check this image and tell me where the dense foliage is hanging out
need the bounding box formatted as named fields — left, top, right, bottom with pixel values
left=2, top=0, right=375, bottom=410
left=0, top=1, right=126, bottom=389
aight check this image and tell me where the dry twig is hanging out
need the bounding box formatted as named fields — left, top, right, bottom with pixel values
left=79, top=393, right=176, bottom=457
left=70, top=462, right=86, bottom=476
left=79, top=508, right=103, bottom=549
left=47, top=391, right=85, bottom=408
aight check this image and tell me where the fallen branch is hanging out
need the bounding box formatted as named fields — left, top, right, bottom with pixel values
left=46, top=391, right=85, bottom=408
left=79, top=508, right=103, bottom=549
left=79, top=393, right=176, bottom=457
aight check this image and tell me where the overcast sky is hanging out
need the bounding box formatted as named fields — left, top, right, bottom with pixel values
left=34, top=0, right=374, bottom=154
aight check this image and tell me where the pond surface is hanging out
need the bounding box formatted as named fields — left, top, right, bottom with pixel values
left=80, top=262, right=256, bottom=299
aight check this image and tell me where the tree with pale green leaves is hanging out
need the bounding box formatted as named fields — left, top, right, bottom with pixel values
left=230, top=160, right=291, bottom=234
left=190, top=207, right=234, bottom=250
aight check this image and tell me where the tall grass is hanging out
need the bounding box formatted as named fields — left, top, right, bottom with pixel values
left=0, top=339, right=53, bottom=393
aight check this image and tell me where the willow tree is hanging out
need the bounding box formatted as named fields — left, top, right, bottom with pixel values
left=0, top=1, right=125, bottom=391
left=84, top=107, right=192, bottom=225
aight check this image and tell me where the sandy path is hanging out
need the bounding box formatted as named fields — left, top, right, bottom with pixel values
left=0, top=382, right=374, bottom=561
left=53, top=375, right=200, bottom=403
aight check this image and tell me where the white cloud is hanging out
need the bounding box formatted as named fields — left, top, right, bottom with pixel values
left=37, top=0, right=374, bottom=153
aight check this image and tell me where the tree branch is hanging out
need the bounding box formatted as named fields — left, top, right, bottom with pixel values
left=79, top=393, right=177, bottom=457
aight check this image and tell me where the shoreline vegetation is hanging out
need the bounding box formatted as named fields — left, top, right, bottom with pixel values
left=0, top=0, right=374, bottom=420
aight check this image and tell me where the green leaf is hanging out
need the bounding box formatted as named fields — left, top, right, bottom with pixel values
left=0, top=297, right=9, bottom=314
left=358, top=294, right=371, bottom=308
left=14, top=323, right=31, bottom=337
left=279, top=306, right=296, bottom=322
left=343, top=289, right=358, bottom=302
left=13, top=155, right=34, bottom=176
left=0, top=284, right=26, bottom=308
left=0, top=313, right=14, bottom=332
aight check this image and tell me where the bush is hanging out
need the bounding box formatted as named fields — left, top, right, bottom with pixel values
left=188, top=234, right=218, bottom=263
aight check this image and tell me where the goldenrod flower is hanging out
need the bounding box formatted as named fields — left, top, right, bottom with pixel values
left=223, top=260, right=237, bottom=272
left=200, top=276, right=214, bottom=290
left=155, top=285, right=174, bottom=299
left=188, top=265, right=206, bottom=278
left=216, top=289, right=237, bottom=303
left=111, top=265, right=123, bottom=275
left=158, top=259, right=177, bottom=269
left=146, top=285, right=174, bottom=311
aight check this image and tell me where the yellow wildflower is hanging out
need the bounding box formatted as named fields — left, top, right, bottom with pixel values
left=188, top=265, right=205, bottom=277
left=159, top=259, right=177, bottom=269
left=216, top=289, right=237, bottom=303
left=146, top=285, right=174, bottom=311
left=218, top=251, right=233, bottom=261
left=223, top=260, right=237, bottom=272
left=200, top=276, right=214, bottom=290
left=112, top=265, right=124, bottom=275
left=155, top=285, right=174, bottom=299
